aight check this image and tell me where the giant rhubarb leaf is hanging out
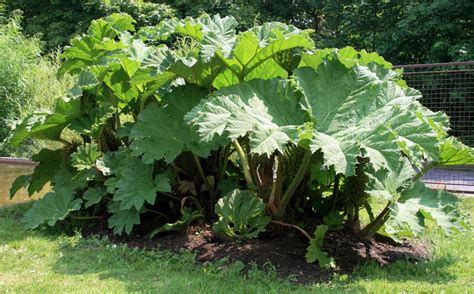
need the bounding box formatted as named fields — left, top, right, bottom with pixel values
left=365, top=158, right=416, bottom=201
left=22, top=171, right=87, bottom=229
left=28, top=149, right=63, bottom=195
left=9, top=97, right=82, bottom=146
left=386, top=182, right=463, bottom=238
left=70, top=143, right=101, bottom=171
left=213, top=22, right=314, bottom=88
left=170, top=14, right=238, bottom=61
left=10, top=149, right=63, bottom=199
left=107, top=202, right=141, bottom=235
left=294, top=59, right=441, bottom=175
left=213, top=189, right=271, bottom=239
left=130, top=86, right=223, bottom=163
left=105, top=153, right=171, bottom=210
left=437, top=137, right=474, bottom=165
left=305, top=224, right=334, bottom=267
left=186, top=78, right=307, bottom=156
left=364, top=158, right=463, bottom=240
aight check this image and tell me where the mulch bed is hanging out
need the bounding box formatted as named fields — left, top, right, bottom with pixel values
left=82, top=222, right=432, bottom=284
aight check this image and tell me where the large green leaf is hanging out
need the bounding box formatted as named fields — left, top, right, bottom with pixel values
left=365, top=158, right=463, bottom=240
left=69, top=69, right=100, bottom=98
left=149, top=208, right=202, bottom=239
left=199, top=14, right=238, bottom=61
left=437, top=137, right=474, bottom=165
left=87, top=18, right=118, bottom=40
left=212, top=23, right=314, bottom=88
left=121, top=38, right=150, bottom=77
left=106, top=155, right=171, bottom=210
left=386, top=182, right=463, bottom=238
left=241, top=22, right=313, bottom=76
left=130, top=45, right=177, bottom=85
left=22, top=171, right=87, bottom=229
left=213, top=189, right=271, bottom=239
left=294, top=60, right=440, bottom=175
left=69, top=105, right=115, bottom=137
left=186, top=79, right=307, bottom=156
left=100, top=148, right=131, bottom=178
left=83, top=186, right=107, bottom=208
left=28, top=149, right=63, bottom=196
left=8, top=149, right=63, bottom=200
left=299, top=47, right=392, bottom=71
left=9, top=175, right=31, bottom=200
left=23, top=191, right=82, bottom=230
left=60, top=18, right=126, bottom=75
left=366, top=158, right=416, bottom=201
left=130, top=86, right=222, bottom=163
left=70, top=143, right=101, bottom=171
left=9, top=97, right=82, bottom=146
left=107, top=202, right=141, bottom=235
left=167, top=14, right=238, bottom=61
left=105, top=13, right=136, bottom=34
left=169, top=55, right=226, bottom=88
left=103, top=67, right=140, bottom=106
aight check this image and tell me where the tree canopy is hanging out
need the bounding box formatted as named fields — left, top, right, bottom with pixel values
left=2, top=0, right=472, bottom=64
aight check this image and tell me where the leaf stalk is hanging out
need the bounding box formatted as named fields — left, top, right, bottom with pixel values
left=233, top=140, right=254, bottom=186
left=274, top=149, right=312, bottom=219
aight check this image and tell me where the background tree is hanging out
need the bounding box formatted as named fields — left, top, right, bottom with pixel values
left=1, top=0, right=473, bottom=63
left=1, top=0, right=175, bottom=51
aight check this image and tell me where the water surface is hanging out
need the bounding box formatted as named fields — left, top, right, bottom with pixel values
left=0, top=162, right=47, bottom=207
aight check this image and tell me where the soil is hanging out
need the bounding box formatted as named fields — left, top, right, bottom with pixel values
left=81, top=221, right=432, bottom=284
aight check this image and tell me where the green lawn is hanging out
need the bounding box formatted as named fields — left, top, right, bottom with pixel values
left=0, top=198, right=473, bottom=293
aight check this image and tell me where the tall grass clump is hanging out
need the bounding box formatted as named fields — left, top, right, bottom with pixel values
left=0, top=11, right=72, bottom=157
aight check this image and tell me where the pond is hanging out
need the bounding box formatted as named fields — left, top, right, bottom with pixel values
left=0, top=160, right=47, bottom=207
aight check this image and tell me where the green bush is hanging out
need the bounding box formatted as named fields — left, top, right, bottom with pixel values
left=0, top=12, right=72, bottom=156
left=2, top=0, right=175, bottom=52
left=9, top=13, right=472, bottom=267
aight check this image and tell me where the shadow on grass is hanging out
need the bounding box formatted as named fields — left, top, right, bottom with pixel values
left=0, top=203, right=464, bottom=292
left=49, top=236, right=305, bottom=293
left=0, top=202, right=38, bottom=244
left=47, top=231, right=461, bottom=293
left=0, top=202, right=87, bottom=245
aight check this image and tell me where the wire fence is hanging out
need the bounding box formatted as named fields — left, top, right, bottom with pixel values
left=395, top=61, right=474, bottom=194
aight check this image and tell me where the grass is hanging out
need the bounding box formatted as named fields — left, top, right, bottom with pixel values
left=0, top=198, right=472, bottom=293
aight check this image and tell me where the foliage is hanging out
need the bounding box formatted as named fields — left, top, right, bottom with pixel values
left=149, top=208, right=202, bottom=239
left=213, top=189, right=271, bottom=239
left=2, top=0, right=175, bottom=51
left=160, top=0, right=474, bottom=64
left=0, top=12, right=72, bottom=156
left=305, top=224, right=333, bottom=267
left=8, top=13, right=470, bottom=266
left=4, top=0, right=473, bottom=63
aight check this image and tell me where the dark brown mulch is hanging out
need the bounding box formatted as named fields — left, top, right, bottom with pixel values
left=81, top=222, right=432, bottom=284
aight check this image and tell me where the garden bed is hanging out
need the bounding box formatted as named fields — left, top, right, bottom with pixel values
left=82, top=222, right=432, bottom=284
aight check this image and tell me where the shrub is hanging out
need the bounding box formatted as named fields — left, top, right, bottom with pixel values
left=9, top=13, right=472, bottom=266
left=0, top=12, right=72, bottom=156
left=2, top=0, right=175, bottom=51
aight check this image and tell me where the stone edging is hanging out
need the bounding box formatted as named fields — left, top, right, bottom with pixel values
left=0, top=157, right=37, bottom=165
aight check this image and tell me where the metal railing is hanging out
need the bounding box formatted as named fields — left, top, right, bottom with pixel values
left=395, top=61, right=474, bottom=194
left=395, top=61, right=474, bottom=146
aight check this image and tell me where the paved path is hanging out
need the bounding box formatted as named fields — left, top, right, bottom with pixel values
left=422, top=166, right=474, bottom=195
